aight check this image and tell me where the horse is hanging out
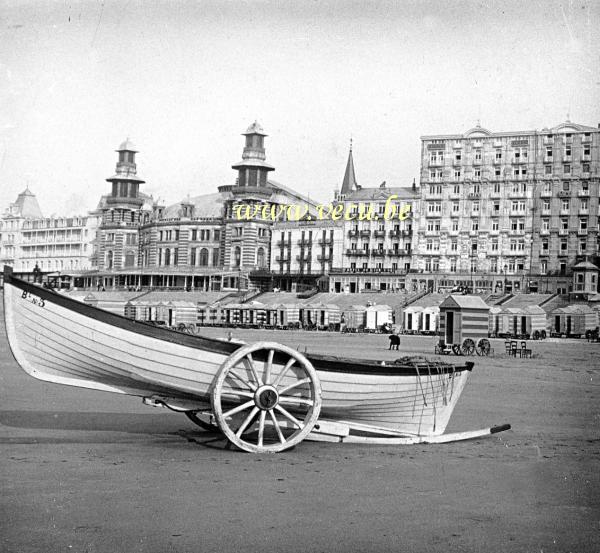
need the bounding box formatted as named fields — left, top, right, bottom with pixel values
left=388, top=334, right=401, bottom=350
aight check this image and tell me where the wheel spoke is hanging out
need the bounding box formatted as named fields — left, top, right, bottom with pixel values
left=275, top=405, right=304, bottom=429
left=242, top=354, right=261, bottom=387
left=219, top=389, right=254, bottom=399
left=272, top=357, right=296, bottom=387
left=257, top=410, right=266, bottom=447
left=235, top=406, right=259, bottom=438
left=278, top=377, right=311, bottom=395
left=223, top=399, right=255, bottom=419
left=264, top=349, right=274, bottom=384
left=226, top=369, right=257, bottom=392
left=278, top=395, right=314, bottom=407
left=269, top=409, right=286, bottom=444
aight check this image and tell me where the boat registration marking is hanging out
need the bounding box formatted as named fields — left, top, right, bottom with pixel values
left=21, top=290, right=45, bottom=308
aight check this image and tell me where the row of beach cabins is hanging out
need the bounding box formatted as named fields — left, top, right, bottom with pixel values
left=403, top=298, right=600, bottom=339
left=62, top=288, right=600, bottom=340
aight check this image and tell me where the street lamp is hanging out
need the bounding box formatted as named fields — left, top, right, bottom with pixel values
left=503, top=264, right=508, bottom=293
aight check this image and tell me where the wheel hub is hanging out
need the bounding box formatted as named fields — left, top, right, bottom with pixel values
left=254, top=385, right=279, bottom=410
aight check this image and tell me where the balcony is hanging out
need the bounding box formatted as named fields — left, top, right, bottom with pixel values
left=578, top=229, right=588, bottom=236
left=578, top=189, right=590, bottom=197
left=373, top=230, right=386, bottom=238
left=275, top=240, right=287, bottom=247
left=387, top=249, right=406, bottom=256
left=347, top=229, right=359, bottom=238
left=371, top=249, right=386, bottom=257
left=295, top=255, right=309, bottom=262
left=558, top=190, right=571, bottom=197
left=563, top=155, right=572, bottom=162
left=359, top=229, right=371, bottom=238
left=317, top=254, right=331, bottom=261
left=346, top=249, right=367, bottom=256
left=388, top=230, right=401, bottom=239
left=317, top=238, right=333, bottom=246
left=539, top=250, right=549, bottom=256
left=468, top=192, right=481, bottom=199
left=275, top=255, right=289, bottom=262
left=541, top=209, right=551, bottom=216
left=543, top=137, right=554, bottom=145
left=511, top=157, right=526, bottom=164
left=540, top=190, right=552, bottom=198
left=296, top=239, right=311, bottom=247
left=579, top=208, right=589, bottom=215
left=558, top=229, right=569, bottom=236
left=450, top=211, right=461, bottom=217
left=582, top=154, right=591, bottom=162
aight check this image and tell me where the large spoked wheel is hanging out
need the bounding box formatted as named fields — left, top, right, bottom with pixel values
left=211, top=342, right=322, bottom=453
left=476, top=338, right=491, bottom=356
left=462, top=338, right=475, bottom=356
left=451, top=344, right=462, bottom=356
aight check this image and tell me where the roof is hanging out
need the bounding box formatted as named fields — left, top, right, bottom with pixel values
left=340, top=148, right=358, bottom=195
left=243, top=121, right=267, bottom=136
left=162, top=192, right=227, bottom=219
left=572, top=261, right=599, bottom=271
left=9, top=187, right=43, bottom=219
left=136, top=291, right=230, bottom=304
left=342, top=186, right=418, bottom=202
left=116, top=138, right=138, bottom=152
left=440, top=295, right=490, bottom=310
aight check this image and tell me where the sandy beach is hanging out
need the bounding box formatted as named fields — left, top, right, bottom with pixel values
left=1, top=309, right=599, bottom=553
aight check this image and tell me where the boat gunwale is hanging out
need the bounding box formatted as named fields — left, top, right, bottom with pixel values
left=4, top=268, right=473, bottom=377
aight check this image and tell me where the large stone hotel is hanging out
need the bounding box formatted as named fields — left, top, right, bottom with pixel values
left=1, top=119, right=598, bottom=296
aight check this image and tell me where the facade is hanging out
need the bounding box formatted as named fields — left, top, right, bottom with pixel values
left=0, top=187, right=99, bottom=277
left=268, top=145, right=420, bottom=293
left=89, top=122, right=319, bottom=291
left=415, top=120, right=600, bottom=294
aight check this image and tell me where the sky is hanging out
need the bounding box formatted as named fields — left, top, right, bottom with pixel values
left=0, top=0, right=598, bottom=217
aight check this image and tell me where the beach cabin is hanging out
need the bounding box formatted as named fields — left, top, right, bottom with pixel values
left=524, top=305, right=547, bottom=339
left=344, top=305, right=367, bottom=331
left=488, top=305, right=502, bottom=337
left=83, top=291, right=145, bottom=316
left=366, top=305, right=392, bottom=331
left=439, top=295, right=490, bottom=347
left=403, top=305, right=423, bottom=334
left=275, top=303, right=301, bottom=328
left=551, top=305, right=598, bottom=337
left=421, top=306, right=439, bottom=334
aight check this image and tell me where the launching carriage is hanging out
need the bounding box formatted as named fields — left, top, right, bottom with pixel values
left=3, top=267, right=508, bottom=453
left=435, top=295, right=492, bottom=356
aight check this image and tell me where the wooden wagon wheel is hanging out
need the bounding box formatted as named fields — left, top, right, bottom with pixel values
left=211, top=342, right=322, bottom=453
left=476, top=338, right=491, bottom=356
left=540, top=330, right=547, bottom=340
left=462, top=338, right=475, bottom=356
left=451, top=344, right=462, bottom=356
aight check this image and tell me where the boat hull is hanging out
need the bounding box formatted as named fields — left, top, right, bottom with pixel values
left=3, top=273, right=471, bottom=437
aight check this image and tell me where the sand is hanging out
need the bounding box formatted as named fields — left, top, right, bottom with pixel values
left=1, top=317, right=599, bottom=553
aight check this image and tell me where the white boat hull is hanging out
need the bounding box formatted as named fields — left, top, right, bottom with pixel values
left=3, top=277, right=471, bottom=437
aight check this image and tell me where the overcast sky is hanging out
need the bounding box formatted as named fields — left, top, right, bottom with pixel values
left=0, top=0, right=598, bottom=217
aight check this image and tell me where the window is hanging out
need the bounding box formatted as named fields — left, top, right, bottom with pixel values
left=560, top=240, right=568, bottom=252
left=233, top=246, right=241, bottom=267
left=451, top=240, right=458, bottom=251
left=583, top=163, right=590, bottom=173
left=452, top=220, right=459, bottom=232
left=561, top=218, right=568, bottom=230
left=545, top=165, right=552, bottom=175
left=472, top=220, right=479, bottom=231
left=562, top=199, right=569, bottom=211
left=495, top=168, right=501, bottom=177
left=495, top=149, right=502, bottom=160
left=491, top=239, right=498, bottom=251
left=474, top=169, right=481, bottom=178
left=564, top=165, right=571, bottom=175
left=430, top=150, right=444, bottom=163
left=475, top=149, right=482, bottom=161
left=455, top=151, right=462, bottom=162
left=450, top=258, right=457, bottom=272
left=453, top=184, right=460, bottom=194
left=124, top=251, right=135, bottom=267
left=257, top=247, right=266, bottom=267
left=494, top=182, right=501, bottom=194
left=542, top=219, right=549, bottom=231
left=190, top=248, right=196, bottom=265
left=581, top=199, right=588, bottom=211
left=452, top=202, right=460, bottom=212
left=492, top=220, right=499, bottom=231
left=546, top=147, right=552, bottom=158
left=191, top=229, right=197, bottom=241
left=580, top=219, right=588, bottom=231
left=233, top=227, right=242, bottom=237
left=562, top=181, right=570, bottom=191
left=542, top=199, right=550, bottom=211
left=427, top=202, right=442, bottom=214
left=454, top=170, right=461, bottom=180
left=579, top=239, right=587, bottom=254
left=540, top=260, right=547, bottom=274
left=542, top=240, right=548, bottom=252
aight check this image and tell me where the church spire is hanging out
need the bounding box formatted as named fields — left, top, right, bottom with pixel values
left=340, top=140, right=357, bottom=196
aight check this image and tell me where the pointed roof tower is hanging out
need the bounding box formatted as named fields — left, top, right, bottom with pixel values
left=340, top=139, right=357, bottom=196
left=8, top=187, right=43, bottom=218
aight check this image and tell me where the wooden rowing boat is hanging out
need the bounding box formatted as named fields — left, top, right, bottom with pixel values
left=3, top=266, right=505, bottom=453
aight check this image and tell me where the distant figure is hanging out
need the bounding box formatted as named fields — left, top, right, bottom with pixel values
left=389, top=334, right=401, bottom=350
left=227, top=331, right=233, bottom=341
